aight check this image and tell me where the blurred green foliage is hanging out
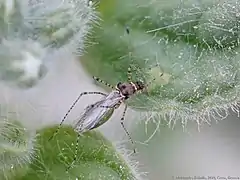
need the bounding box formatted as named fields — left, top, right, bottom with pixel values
left=81, top=0, right=240, bottom=127
left=13, top=126, right=138, bottom=180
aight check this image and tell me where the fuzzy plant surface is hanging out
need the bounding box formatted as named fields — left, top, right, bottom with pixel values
left=12, top=126, right=142, bottom=180
left=0, top=0, right=97, bottom=88
left=0, top=105, right=36, bottom=179
left=0, top=104, right=140, bottom=180
left=81, top=0, right=240, bottom=129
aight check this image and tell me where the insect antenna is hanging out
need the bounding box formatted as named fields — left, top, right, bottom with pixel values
left=124, top=26, right=134, bottom=83
left=48, top=91, right=107, bottom=141
left=127, top=66, right=132, bottom=82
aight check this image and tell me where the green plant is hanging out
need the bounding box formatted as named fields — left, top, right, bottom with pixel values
left=14, top=126, right=142, bottom=180
left=0, top=106, right=36, bottom=179
left=0, top=1, right=143, bottom=179
left=0, top=104, right=141, bottom=180
left=0, top=0, right=97, bottom=88
left=81, top=0, right=240, bottom=129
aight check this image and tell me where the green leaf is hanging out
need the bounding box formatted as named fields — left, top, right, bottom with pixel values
left=81, top=0, right=240, bottom=128
left=15, top=126, right=139, bottom=180
left=0, top=118, right=35, bottom=179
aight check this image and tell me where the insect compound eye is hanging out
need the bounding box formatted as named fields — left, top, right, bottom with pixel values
left=117, top=82, right=122, bottom=88
left=121, top=85, right=126, bottom=89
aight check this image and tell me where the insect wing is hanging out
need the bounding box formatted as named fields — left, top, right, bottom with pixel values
left=74, top=91, right=123, bottom=132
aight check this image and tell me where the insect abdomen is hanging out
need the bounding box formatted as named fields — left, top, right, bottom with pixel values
left=74, top=91, right=123, bottom=132
left=90, top=108, right=115, bottom=130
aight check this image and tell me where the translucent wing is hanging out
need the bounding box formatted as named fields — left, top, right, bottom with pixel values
left=73, top=91, right=124, bottom=132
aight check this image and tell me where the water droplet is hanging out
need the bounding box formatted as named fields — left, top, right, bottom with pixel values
left=88, top=1, right=93, bottom=6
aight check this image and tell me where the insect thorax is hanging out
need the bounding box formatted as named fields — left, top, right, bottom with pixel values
left=117, top=81, right=145, bottom=98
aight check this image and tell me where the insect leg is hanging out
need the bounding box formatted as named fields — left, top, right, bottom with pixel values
left=120, top=104, right=136, bottom=153
left=93, top=76, right=115, bottom=89
left=49, top=91, right=107, bottom=141
left=66, top=133, right=81, bottom=172
left=99, top=101, right=122, bottom=109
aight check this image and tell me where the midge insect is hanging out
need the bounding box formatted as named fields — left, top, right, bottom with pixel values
left=49, top=27, right=161, bottom=171
left=49, top=70, right=147, bottom=170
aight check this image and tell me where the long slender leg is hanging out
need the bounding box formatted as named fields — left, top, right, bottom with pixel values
left=99, top=105, right=119, bottom=109
left=66, top=133, right=81, bottom=172
left=49, top=91, right=107, bottom=141
left=93, top=76, right=115, bottom=89
left=99, top=100, right=122, bottom=109
left=66, top=102, right=122, bottom=171
left=120, top=104, right=136, bottom=153
left=87, top=100, right=121, bottom=109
